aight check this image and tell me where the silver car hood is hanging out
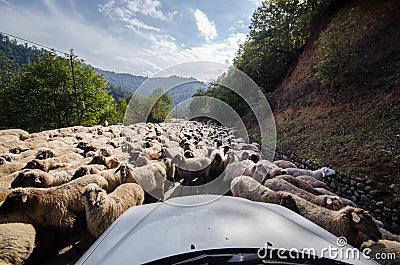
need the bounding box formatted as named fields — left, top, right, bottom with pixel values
left=76, top=195, right=378, bottom=265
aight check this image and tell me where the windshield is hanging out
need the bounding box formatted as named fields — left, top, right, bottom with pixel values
left=143, top=247, right=351, bottom=265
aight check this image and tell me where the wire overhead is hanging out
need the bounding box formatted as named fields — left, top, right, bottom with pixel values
left=0, top=31, right=69, bottom=56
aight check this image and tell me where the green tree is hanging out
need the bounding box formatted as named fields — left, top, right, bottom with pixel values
left=147, top=88, right=174, bottom=123
left=2, top=51, right=119, bottom=131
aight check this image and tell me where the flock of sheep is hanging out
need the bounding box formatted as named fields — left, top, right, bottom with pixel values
left=0, top=121, right=398, bottom=264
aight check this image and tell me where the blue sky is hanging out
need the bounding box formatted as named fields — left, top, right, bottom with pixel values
left=0, top=0, right=262, bottom=76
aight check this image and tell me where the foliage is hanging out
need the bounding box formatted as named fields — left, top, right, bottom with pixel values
left=124, top=88, right=174, bottom=124
left=314, top=7, right=361, bottom=87
left=0, top=51, right=125, bottom=131
left=233, top=0, right=329, bottom=92
left=0, top=33, right=42, bottom=70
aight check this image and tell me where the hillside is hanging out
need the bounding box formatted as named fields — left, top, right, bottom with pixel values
left=253, top=0, right=399, bottom=191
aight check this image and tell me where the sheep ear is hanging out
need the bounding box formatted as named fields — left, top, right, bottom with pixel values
left=21, top=194, right=28, bottom=203
left=114, top=167, right=121, bottom=173
left=352, top=212, right=361, bottom=223
left=326, top=198, right=332, bottom=205
left=34, top=177, right=41, bottom=183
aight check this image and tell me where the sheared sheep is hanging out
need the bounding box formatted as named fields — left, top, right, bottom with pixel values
left=0, top=175, right=108, bottom=229
left=172, top=154, right=211, bottom=185
left=296, top=175, right=331, bottom=189
left=263, top=177, right=345, bottom=210
left=82, top=183, right=144, bottom=238
left=231, top=176, right=381, bottom=248
left=272, top=160, right=297, bottom=169
left=284, top=167, right=336, bottom=180
left=230, top=176, right=299, bottom=213
left=360, top=240, right=400, bottom=264
left=11, top=169, right=73, bottom=188
left=0, top=223, right=36, bottom=265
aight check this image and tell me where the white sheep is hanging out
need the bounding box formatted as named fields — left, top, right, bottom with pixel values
left=0, top=175, right=108, bottom=229
left=285, top=167, right=336, bottom=180
left=360, top=240, right=400, bottom=264
left=0, top=223, right=36, bottom=265
left=231, top=176, right=381, bottom=248
left=223, top=160, right=255, bottom=183
left=172, top=154, right=211, bottom=185
left=230, top=176, right=299, bottom=212
left=263, top=177, right=345, bottom=210
left=82, top=183, right=144, bottom=238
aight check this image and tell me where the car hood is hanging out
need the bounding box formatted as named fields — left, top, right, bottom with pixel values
left=76, top=195, right=378, bottom=265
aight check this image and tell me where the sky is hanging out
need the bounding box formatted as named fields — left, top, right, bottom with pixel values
left=0, top=0, right=262, bottom=77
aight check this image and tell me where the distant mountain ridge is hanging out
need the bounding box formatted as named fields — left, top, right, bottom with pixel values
left=95, top=68, right=207, bottom=107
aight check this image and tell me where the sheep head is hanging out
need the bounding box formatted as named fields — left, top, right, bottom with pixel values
left=325, top=196, right=345, bottom=211
left=183, top=150, right=194, bottom=158
left=82, top=183, right=102, bottom=206
left=107, top=157, right=120, bottom=169
left=269, top=167, right=287, bottom=178
left=11, top=170, right=49, bottom=188
left=35, top=148, right=55, bottom=160
left=99, top=147, right=112, bottom=157
left=89, top=155, right=105, bottom=165
left=0, top=189, right=30, bottom=216
left=24, top=159, right=45, bottom=171
left=321, top=167, right=336, bottom=177
left=348, top=208, right=382, bottom=242
left=249, top=153, right=260, bottom=163
left=115, top=164, right=132, bottom=182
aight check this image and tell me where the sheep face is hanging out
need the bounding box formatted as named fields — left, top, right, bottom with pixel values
left=107, top=158, right=120, bottom=169
left=11, top=171, right=46, bottom=188
left=99, top=148, right=112, bottom=157
left=89, top=155, right=105, bottom=165
left=24, top=160, right=45, bottom=171
left=35, top=149, right=55, bottom=160
left=0, top=189, right=29, bottom=216
left=321, top=167, right=335, bottom=177
left=183, top=151, right=194, bottom=159
left=249, top=153, right=260, bottom=163
left=82, top=184, right=102, bottom=206
left=115, top=164, right=131, bottom=182
left=348, top=208, right=382, bottom=242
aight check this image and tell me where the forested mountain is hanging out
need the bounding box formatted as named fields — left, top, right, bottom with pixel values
left=95, top=68, right=206, bottom=107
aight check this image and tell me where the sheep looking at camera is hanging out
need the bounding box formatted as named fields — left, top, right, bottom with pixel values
left=82, top=183, right=144, bottom=238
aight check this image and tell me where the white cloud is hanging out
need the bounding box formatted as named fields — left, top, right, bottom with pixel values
left=193, top=9, right=217, bottom=41
left=124, top=0, right=177, bottom=21
left=0, top=1, right=248, bottom=76
left=99, top=2, right=161, bottom=32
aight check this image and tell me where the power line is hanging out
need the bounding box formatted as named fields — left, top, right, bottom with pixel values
left=0, top=31, right=69, bottom=56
